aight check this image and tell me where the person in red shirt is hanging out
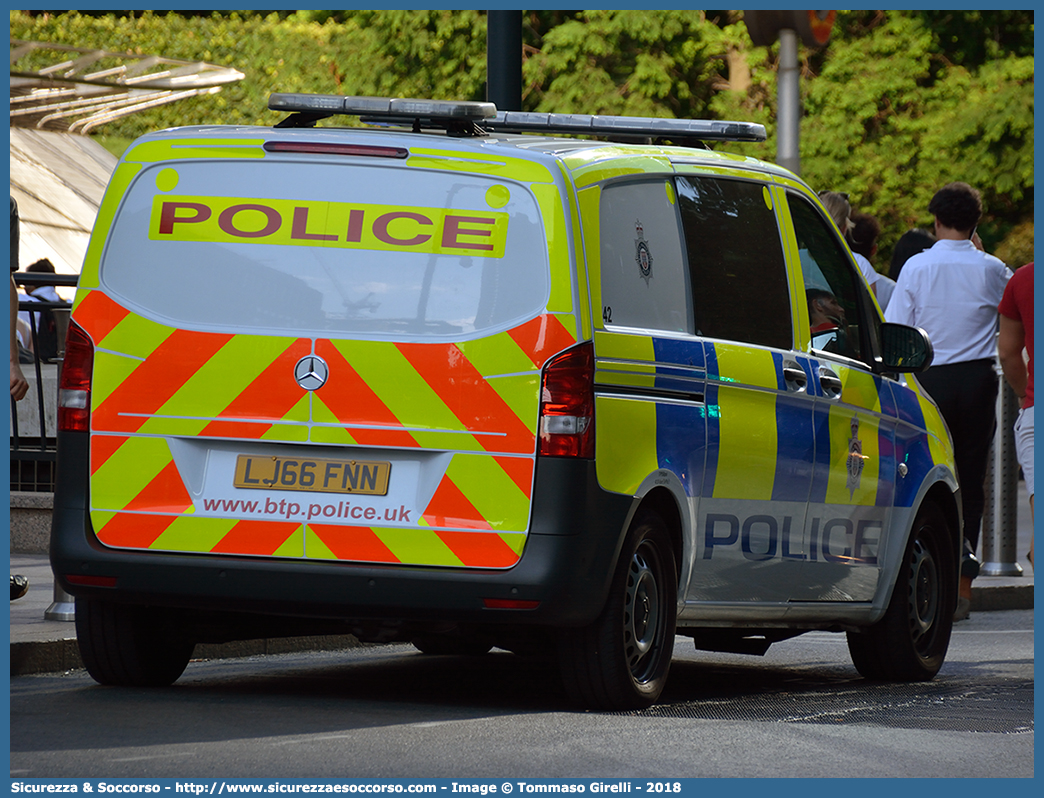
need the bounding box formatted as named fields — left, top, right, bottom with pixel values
left=997, top=262, right=1034, bottom=569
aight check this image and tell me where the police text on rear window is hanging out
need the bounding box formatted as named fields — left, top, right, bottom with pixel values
left=99, top=162, right=551, bottom=340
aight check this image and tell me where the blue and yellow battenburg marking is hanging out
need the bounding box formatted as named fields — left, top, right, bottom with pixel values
left=596, top=335, right=929, bottom=512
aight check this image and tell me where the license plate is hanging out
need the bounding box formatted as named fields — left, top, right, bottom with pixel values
left=233, top=455, right=391, bottom=496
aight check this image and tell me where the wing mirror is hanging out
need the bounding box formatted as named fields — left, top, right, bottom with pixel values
left=878, top=323, right=934, bottom=373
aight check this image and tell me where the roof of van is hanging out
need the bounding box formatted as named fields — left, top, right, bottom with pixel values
left=129, top=123, right=798, bottom=183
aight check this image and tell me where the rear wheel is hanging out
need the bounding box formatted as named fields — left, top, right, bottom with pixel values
left=558, top=510, right=678, bottom=710
left=847, top=502, right=956, bottom=681
left=75, top=597, right=195, bottom=687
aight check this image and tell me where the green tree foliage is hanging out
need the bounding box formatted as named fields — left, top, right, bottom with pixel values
left=335, top=10, right=487, bottom=101
left=522, top=10, right=735, bottom=118
left=9, top=9, right=1032, bottom=265
left=798, top=11, right=1033, bottom=265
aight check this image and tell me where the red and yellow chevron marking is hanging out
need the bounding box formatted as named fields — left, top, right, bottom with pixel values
left=92, top=329, right=235, bottom=434
left=396, top=341, right=535, bottom=454
left=91, top=436, right=188, bottom=518
left=302, top=450, right=532, bottom=565
left=78, top=295, right=314, bottom=450
left=494, top=455, right=534, bottom=499
left=305, top=525, right=525, bottom=568
left=94, top=512, right=180, bottom=550
left=78, top=294, right=571, bottom=566
left=314, top=313, right=575, bottom=455
left=436, top=529, right=522, bottom=567
left=122, top=461, right=193, bottom=514
left=422, top=452, right=532, bottom=531
left=198, top=338, right=313, bottom=439
left=508, top=313, right=577, bottom=369
left=423, top=473, right=492, bottom=529
left=209, top=519, right=303, bottom=556
left=312, top=339, right=421, bottom=449
left=71, top=289, right=130, bottom=344
left=90, top=435, right=127, bottom=475
left=87, top=434, right=302, bottom=556
left=306, top=524, right=399, bottom=563
left=95, top=513, right=303, bottom=556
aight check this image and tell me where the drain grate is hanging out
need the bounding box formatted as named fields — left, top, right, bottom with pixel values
left=623, top=679, right=1034, bottom=734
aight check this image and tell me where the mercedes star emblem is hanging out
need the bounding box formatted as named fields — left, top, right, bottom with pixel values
left=294, top=355, right=329, bottom=391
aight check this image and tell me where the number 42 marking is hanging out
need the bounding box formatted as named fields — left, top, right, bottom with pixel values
left=602, top=306, right=613, bottom=325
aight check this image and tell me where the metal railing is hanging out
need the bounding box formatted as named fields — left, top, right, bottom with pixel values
left=981, top=368, right=1024, bottom=576
left=11, top=272, right=78, bottom=620
left=10, top=272, right=77, bottom=492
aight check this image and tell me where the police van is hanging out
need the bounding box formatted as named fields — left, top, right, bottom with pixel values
left=52, top=94, right=960, bottom=709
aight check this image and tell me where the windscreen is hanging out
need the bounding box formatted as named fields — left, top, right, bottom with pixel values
left=100, top=160, right=551, bottom=340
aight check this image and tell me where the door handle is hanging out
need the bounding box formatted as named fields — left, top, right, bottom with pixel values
left=819, top=367, right=843, bottom=398
left=782, top=361, right=807, bottom=392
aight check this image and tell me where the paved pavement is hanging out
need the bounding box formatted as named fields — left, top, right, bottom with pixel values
left=9, top=484, right=1035, bottom=676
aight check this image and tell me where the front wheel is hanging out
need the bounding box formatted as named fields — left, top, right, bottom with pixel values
left=847, top=501, right=956, bottom=681
left=558, top=510, right=678, bottom=710
left=75, top=597, right=195, bottom=687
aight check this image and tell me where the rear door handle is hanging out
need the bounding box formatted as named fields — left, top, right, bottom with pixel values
left=819, top=367, right=843, bottom=398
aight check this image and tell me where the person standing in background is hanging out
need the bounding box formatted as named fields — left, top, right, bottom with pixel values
left=847, top=210, right=896, bottom=310
left=10, top=197, right=28, bottom=401
left=889, top=228, right=936, bottom=282
left=997, top=262, right=1034, bottom=570
left=885, top=182, right=1013, bottom=621
left=818, top=191, right=889, bottom=305
left=10, top=197, right=29, bottom=600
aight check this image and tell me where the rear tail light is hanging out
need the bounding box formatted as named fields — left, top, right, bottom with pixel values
left=538, top=342, right=595, bottom=459
left=58, top=321, right=94, bottom=433
left=483, top=598, right=540, bottom=610
left=64, top=574, right=117, bottom=588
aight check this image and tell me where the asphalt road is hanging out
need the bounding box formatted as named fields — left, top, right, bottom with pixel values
left=10, top=609, right=1033, bottom=779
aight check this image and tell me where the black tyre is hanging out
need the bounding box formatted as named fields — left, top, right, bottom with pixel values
left=75, top=597, right=195, bottom=687
left=559, top=510, right=678, bottom=710
left=411, top=636, right=494, bottom=656
left=847, top=502, right=956, bottom=681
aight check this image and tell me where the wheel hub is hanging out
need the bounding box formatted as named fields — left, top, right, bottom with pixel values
left=625, top=550, right=660, bottom=661
left=907, top=538, right=939, bottom=647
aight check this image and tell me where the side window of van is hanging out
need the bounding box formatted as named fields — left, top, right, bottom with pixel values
left=786, top=193, right=867, bottom=363
left=598, top=180, right=694, bottom=334
left=676, top=176, right=792, bottom=349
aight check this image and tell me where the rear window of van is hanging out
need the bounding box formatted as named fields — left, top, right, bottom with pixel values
left=100, top=160, right=551, bottom=340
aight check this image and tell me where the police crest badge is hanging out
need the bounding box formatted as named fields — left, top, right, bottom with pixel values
left=635, top=219, right=653, bottom=283
left=846, top=415, right=868, bottom=496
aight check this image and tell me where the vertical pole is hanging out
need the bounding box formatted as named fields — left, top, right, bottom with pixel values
left=487, top=10, right=523, bottom=111
left=776, top=28, right=800, bottom=176
left=46, top=346, right=76, bottom=622
left=981, top=375, right=1023, bottom=576
left=45, top=582, right=76, bottom=621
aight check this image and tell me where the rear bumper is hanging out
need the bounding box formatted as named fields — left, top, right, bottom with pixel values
left=50, top=431, right=633, bottom=630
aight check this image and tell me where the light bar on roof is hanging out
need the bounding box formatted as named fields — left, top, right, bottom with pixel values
left=486, top=111, right=767, bottom=143
left=269, top=93, right=497, bottom=121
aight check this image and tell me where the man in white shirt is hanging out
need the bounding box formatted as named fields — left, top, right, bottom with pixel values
left=886, top=182, right=1012, bottom=620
